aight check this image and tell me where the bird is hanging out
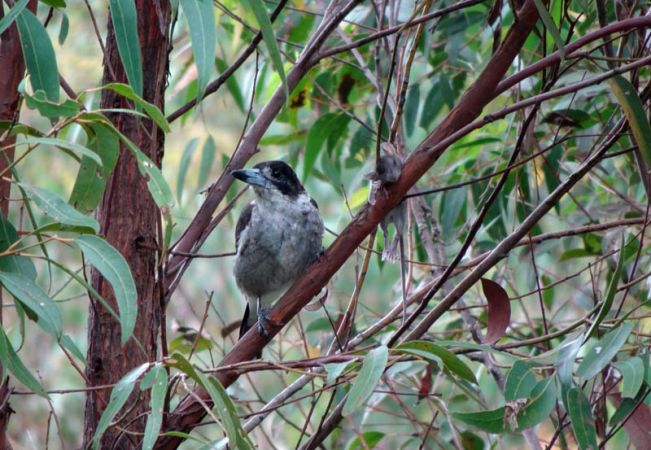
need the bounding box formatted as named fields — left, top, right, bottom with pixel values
left=231, top=160, right=324, bottom=342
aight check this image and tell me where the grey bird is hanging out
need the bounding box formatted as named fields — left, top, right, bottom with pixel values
left=231, top=161, right=324, bottom=340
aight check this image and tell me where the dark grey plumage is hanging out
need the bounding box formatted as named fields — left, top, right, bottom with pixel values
left=232, top=161, right=324, bottom=340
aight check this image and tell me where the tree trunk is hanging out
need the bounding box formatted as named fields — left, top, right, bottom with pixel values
left=82, top=3, right=170, bottom=448
left=0, top=2, right=37, bottom=448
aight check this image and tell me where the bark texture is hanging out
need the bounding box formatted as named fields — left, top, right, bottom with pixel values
left=82, top=3, right=170, bottom=448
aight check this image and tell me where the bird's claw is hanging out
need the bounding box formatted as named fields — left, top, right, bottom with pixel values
left=257, top=308, right=281, bottom=337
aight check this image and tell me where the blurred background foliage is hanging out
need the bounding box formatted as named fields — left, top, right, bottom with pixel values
left=1, top=0, right=651, bottom=448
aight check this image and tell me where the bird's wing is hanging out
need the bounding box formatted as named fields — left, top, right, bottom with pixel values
left=235, top=201, right=255, bottom=248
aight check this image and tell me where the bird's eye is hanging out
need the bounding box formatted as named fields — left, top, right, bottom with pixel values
left=271, top=169, right=280, bottom=177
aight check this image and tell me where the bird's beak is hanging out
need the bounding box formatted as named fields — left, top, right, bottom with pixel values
left=231, top=168, right=269, bottom=188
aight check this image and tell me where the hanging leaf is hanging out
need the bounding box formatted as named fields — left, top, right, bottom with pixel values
left=516, top=377, right=557, bottom=430
left=141, top=363, right=168, bottom=450
left=609, top=75, right=651, bottom=169
left=577, top=322, right=634, bottom=379
left=180, top=0, right=215, bottom=101
left=21, top=184, right=100, bottom=233
left=23, top=136, right=103, bottom=166
left=0, top=272, right=63, bottom=338
left=397, top=340, right=476, bottom=383
left=91, top=363, right=150, bottom=449
left=0, top=0, right=29, bottom=36
left=504, top=360, right=537, bottom=401
left=613, top=357, right=644, bottom=398
left=345, top=431, right=385, bottom=450
left=242, top=0, right=287, bottom=102
left=197, top=135, right=216, bottom=191
left=176, top=137, right=199, bottom=202
left=109, top=0, right=143, bottom=96
left=16, top=9, right=60, bottom=102
left=168, top=353, right=253, bottom=449
left=609, top=392, right=651, bottom=450
left=533, top=0, right=565, bottom=60
left=100, top=83, right=170, bottom=132
left=76, top=235, right=137, bottom=344
left=0, top=328, right=47, bottom=397
left=304, top=113, right=350, bottom=180
left=452, top=407, right=505, bottom=433
left=481, top=278, right=511, bottom=344
left=0, top=211, right=36, bottom=279
left=566, top=387, right=598, bottom=450
left=343, top=345, right=388, bottom=416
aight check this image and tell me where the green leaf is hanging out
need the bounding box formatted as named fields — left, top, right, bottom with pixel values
left=141, top=364, right=168, bottom=450
left=346, top=431, right=385, bottom=450
left=215, top=57, right=245, bottom=112
left=23, top=90, right=80, bottom=119
left=397, top=340, right=476, bottom=384
left=101, top=83, right=170, bottom=132
left=58, top=12, right=69, bottom=45
left=76, top=235, right=137, bottom=345
left=325, top=361, right=353, bottom=384
left=242, top=0, right=287, bottom=102
left=91, top=363, right=150, bottom=449
left=614, top=357, right=644, bottom=398
left=577, top=323, right=634, bottom=379
left=70, top=123, right=120, bottom=212
left=404, top=84, right=420, bottom=137
left=180, top=0, right=215, bottom=101
left=23, top=136, right=102, bottom=166
left=585, top=234, right=625, bottom=339
left=0, top=328, right=47, bottom=397
left=0, top=272, right=63, bottom=338
left=16, top=9, right=60, bottom=102
left=566, top=387, right=598, bottom=450
left=176, top=137, right=199, bottom=202
left=556, top=334, right=583, bottom=407
left=40, top=0, right=66, bottom=7
left=60, top=334, right=86, bottom=363
left=304, top=113, right=350, bottom=180
left=516, top=377, right=557, bottom=430
left=609, top=75, right=651, bottom=169
left=0, top=211, right=36, bottom=279
left=533, top=0, right=565, bottom=60
left=505, top=360, right=537, bottom=401
left=0, top=0, right=29, bottom=37
left=169, top=353, right=253, bottom=449
left=197, top=135, right=216, bottom=191
left=452, top=407, right=505, bottom=433
left=343, top=345, right=388, bottom=416
left=109, top=0, right=143, bottom=96
left=21, top=184, right=100, bottom=233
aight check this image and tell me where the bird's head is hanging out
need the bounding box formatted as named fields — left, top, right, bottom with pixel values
left=231, top=160, right=306, bottom=201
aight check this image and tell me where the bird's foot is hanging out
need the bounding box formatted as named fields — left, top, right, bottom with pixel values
left=257, top=308, right=281, bottom=337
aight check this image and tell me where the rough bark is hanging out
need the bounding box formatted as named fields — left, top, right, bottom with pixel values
left=0, top=2, right=36, bottom=447
left=82, top=3, right=170, bottom=448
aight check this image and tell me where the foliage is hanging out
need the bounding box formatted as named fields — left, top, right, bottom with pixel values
left=0, top=0, right=650, bottom=449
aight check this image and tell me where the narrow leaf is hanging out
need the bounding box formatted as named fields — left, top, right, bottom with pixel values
left=215, top=57, right=245, bottom=112
left=141, top=364, right=168, bottom=450
left=452, top=407, right=505, bottom=433
left=197, top=135, right=216, bottom=191
left=180, top=0, right=215, bottom=101
left=21, top=184, right=99, bottom=233
left=23, top=136, right=103, bottom=166
left=76, top=235, right=137, bottom=344
left=504, top=360, right=537, bottom=401
left=304, top=113, right=350, bottom=180
left=585, top=234, right=625, bottom=339
left=109, top=0, right=143, bottom=96
left=91, top=363, right=149, bottom=449
left=345, top=431, right=385, bottom=450
left=577, top=323, right=634, bottom=379
left=533, top=0, right=565, bottom=60
left=516, top=377, right=557, bottom=430
left=609, top=75, right=651, bottom=169
left=0, top=211, right=36, bottom=279
left=481, top=278, right=511, bottom=344
left=614, top=357, right=644, bottom=398
left=0, top=0, right=29, bottom=36
left=16, top=9, right=60, bottom=102
left=0, top=272, right=63, bottom=338
left=0, top=328, right=47, bottom=397
left=242, top=0, right=287, bottom=101
left=398, top=340, right=476, bottom=383
left=176, top=137, right=199, bottom=202
left=101, top=83, right=170, bottom=132
left=567, top=387, right=598, bottom=450
left=343, top=345, right=388, bottom=416
left=609, top=392, right=651, bottom=449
